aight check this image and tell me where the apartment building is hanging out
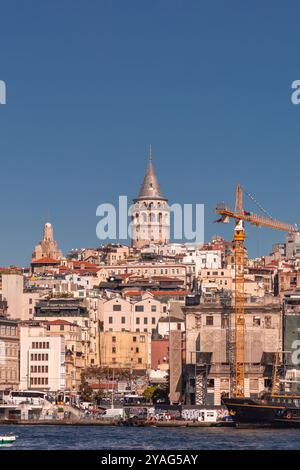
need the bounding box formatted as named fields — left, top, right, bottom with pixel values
left=99, top=293, right=164, bottom=335
left=0, top=313, right=19, bottom=390
left=20, top=324, right=65, bottom=392
left=98, top=331, right=151, bottom=370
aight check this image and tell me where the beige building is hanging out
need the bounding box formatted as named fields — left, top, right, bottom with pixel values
left=32, top=222, right=63, bottom=261
left=45, top=320, right=84, bottom=391
left=0, top=313, right=19, bottom=390
left=98, top=331, right=151, bottom=370
left=1, top=274, right=47, bottom=322
left=99, top=293, right=164, bottom=335
left=1, top=273, right=24, bottom=319
left=105, top=245, right=129, bottom=265
left=131, top=146, right=170, bottom=249
left=34, top=298, right=91, bottom=367
left=94, top=262, right=187, bottom=287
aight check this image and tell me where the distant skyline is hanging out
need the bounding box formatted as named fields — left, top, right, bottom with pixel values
left=0, top=0, right=300, bottom=265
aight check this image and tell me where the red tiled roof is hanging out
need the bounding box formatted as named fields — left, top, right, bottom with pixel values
left=71, top=261, right=100, bottom=268
left=46, top=319, right=76, bottom=326
left=31, top=257, right=61, bottom=265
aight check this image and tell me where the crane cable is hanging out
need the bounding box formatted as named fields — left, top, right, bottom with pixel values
left=240, top=185, right=274, bottom=220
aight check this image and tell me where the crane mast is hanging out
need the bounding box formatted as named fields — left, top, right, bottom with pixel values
left=216, top=184, right=298, bottom=398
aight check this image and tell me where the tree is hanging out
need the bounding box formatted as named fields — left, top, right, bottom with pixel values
left=79, top=373, right=93, bottom=401
left=143, top=385, right=168, bottom=403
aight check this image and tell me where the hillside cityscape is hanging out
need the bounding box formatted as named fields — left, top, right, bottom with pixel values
left=0, top=146, right=299, bottom=424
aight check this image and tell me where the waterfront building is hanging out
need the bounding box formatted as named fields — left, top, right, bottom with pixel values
left=20, top=324, right=65, bottom=392
left=34, top=298, right=91, bottom=366
left=45, top=319, right=84, bottom=391
left=183, top=297, right=282, bottom=406
left=131, top=146, right=170, bottom=249
left=0, top=307, right=19, bottom=391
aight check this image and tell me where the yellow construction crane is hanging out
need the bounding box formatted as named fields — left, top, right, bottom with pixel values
left=215, top=184, right=298, bottom=397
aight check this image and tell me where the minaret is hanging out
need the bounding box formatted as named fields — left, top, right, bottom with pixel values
left=131, top=146, right=170, bottom=249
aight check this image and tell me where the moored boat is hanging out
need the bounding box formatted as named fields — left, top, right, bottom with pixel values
left=0, top=434, right=16, bottom=444
left=222, top=393, right=300, bottom=427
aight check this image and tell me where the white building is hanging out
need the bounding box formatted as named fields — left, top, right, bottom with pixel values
left=20, top=325, right=65, bottom=392
left=182, top=250, right=222, bottom=276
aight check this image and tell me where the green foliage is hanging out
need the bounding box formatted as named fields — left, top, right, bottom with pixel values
left=143, top=385, right=169, bottom=403
left=79, top=378, right=93, bottom=401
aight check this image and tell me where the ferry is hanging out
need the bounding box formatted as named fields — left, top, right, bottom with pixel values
left=222, top=393, right=300, bottom=427
left=0, top=434, right=16, bottom=445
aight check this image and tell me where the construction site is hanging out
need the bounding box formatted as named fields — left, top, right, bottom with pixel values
left=169, top=184, right=300, bottom=407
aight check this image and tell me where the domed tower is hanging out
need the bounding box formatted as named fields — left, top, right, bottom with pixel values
left=32, top=222, right=63, bottom=261
left=131, top=146, right=170, bottom=249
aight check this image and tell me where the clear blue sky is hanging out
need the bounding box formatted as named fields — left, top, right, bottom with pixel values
left=0, top=0, right=300, bottom=266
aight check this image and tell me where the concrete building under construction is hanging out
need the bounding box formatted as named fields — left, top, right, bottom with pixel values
left=182, top=296, right=282, bottom=406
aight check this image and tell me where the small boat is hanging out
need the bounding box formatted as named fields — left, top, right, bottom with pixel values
left=0, top=434, right=16, bottom=445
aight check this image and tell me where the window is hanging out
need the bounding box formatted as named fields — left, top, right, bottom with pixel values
left=112, top=347, right=116, bottom=354
left=113, top=304, right=121, bottom=311
left=135, top=305, right=144, bottom=312
left=136, top=317, right=140, bottom=325
left=112, top=336, right=116, bottom=343
left=60, top=325, right=64, bottom=331
left=136, top=347, right=139, bottom=353
left=121, top=317, right=126, bottom=324
left=206, top=316, right=214, bottom=326
left=138, top=358, right=142, bottom=364
left=144, top=317, right=148, bottom=325
left=109, top=317, right=113, bottom=324
left=152, top=317, right=156, bottom=325
left=177, top=323, right=181, bottom=330
left=265, top=316, right=272, bottom=328
left=140, top=336, right=145, bottom=343
left=151, top=305, right=157, bottom=312
left=253, top=316, right=261, bottom=327
left=133, top=336, right=137, bottom=342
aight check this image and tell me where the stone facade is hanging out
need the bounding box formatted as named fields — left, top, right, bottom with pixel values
left=32, top=222, right=62, bottom=261
left=0, top=315, right=19, bottom=390
left=131, top=146, right=170, bottom=249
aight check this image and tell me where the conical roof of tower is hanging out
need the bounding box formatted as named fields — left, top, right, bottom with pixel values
left=135, top=145, right=167, bottom=201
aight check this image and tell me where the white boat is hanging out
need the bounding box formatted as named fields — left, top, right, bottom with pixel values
left=0, top=434, right=16, bottom=444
